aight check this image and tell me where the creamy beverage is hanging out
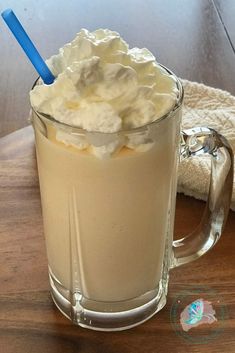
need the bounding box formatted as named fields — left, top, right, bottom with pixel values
left=33, top=115, right=179, bottom=302
left=30, top=29, right=182, bottom=326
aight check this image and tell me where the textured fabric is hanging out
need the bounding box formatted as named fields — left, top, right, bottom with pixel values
left=178, top=80, right=235, bottom=211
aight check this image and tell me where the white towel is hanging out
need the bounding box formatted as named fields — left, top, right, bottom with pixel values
left=178, top=80, right=235, bottom=211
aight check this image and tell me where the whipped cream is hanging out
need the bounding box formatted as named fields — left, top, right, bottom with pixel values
left=30, top=29, right=178, bottom=158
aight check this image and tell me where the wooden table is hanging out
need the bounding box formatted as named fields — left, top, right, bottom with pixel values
left=0, top=1, right=234, bottom=352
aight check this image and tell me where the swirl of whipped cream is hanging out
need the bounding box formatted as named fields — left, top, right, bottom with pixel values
left=30, top=29, right=178, bottom=158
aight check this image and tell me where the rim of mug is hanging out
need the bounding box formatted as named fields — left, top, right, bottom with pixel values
left=31, top=63, right=184, bottom=136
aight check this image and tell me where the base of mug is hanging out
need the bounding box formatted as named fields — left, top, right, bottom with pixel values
left=49, top=269, right=167, bottom=331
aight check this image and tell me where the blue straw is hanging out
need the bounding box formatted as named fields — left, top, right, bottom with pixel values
left=1, top=9, right=55, bottom=85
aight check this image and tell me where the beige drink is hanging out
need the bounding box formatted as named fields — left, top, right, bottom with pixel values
left=30, top=28, right=184, bottom=329
left=33, top=113, right=180, bottom=303
left=30, top=29, right=234, bottom=331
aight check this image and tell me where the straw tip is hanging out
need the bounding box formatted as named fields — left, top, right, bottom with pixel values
left=1, top=7, right=55, bottom=85
left=1, top=8, right=14, bottom=19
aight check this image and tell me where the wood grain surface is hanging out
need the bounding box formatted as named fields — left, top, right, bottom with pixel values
left=0, top=127, right=235, bottom=353
left=0, top=0, right=235, bottom=137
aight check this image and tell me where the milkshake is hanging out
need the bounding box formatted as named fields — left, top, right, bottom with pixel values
left=30, top=29, right=183, bottom=329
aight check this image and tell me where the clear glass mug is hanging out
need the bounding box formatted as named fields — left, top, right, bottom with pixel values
left=31, top=66, right=233, bottom=331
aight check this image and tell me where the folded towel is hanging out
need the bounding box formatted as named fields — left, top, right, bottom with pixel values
left=178, top=80, right=235, bottom=211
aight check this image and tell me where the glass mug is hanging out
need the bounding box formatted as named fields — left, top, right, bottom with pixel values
left=31, top=66, right=233, bottom=331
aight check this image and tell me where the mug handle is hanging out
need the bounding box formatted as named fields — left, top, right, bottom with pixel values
left=171, top=127, right=234, bottom=268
